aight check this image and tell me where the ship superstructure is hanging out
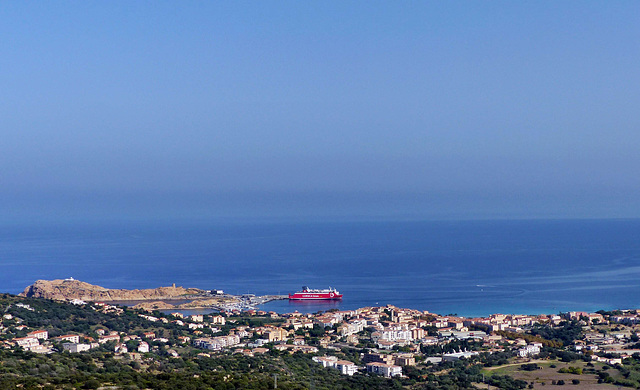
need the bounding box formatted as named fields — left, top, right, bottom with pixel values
left=288, top=286, right=343, bottom=300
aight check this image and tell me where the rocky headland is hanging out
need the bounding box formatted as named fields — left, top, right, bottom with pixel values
left=20, top=279, right=206, bottom=302
left=20, top=279, right=281, bottom=311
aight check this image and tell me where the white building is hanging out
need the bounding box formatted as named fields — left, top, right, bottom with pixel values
left=14, top=337, right=39, bottom=348
left=98, top=334, right=120, bottom=344
left=335, top=360, right=359, bottom=376
left=115, top=343, right=128, bottom=353
left=138, top=341, right=150, bottom=353
left=518, top=343, right=542, bottom=357
left=443, top=351, right=480, bottom=361
left=194, top=335, right=240, bottom=351
left=63, top=343, right=92, bottom=353
left=27, top=330, right=48, bottom=340
left=27, top=345, right=52, bottom=354
left=313, top=356, right=359, bottom=376
left=372, top=326, right=412, bottom=342
left=55, top=335, right=80, bottom=343
left=339, top=319, right=367, bottom=336
left=366, top=362, right=402, bottom=377
left=313, top=356, right=338, bottom=368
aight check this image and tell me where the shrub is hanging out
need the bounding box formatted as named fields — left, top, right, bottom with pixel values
left=83, top=379, right=100, bottom=389
left=520, top=363, right=539, bottom=371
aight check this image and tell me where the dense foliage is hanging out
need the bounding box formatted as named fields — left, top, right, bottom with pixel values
left=529, top=321, right=583, bottom=347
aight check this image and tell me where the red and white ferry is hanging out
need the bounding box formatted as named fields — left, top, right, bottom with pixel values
left=288, top=286, right=343, bottom=300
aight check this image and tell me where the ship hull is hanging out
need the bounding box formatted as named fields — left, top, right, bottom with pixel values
left=288, top=292, right=343, bottom=300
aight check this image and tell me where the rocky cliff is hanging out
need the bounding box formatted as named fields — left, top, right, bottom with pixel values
left=20, top=279, right=205, bottom=301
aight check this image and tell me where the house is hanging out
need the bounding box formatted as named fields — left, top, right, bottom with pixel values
left=55, top=334, right=80, bottom=344
left=167, top=349, right=179, bottom=357
left=291, top=345, right=318, bottom=354
left=63, top=343, right=91, bottom=353
left=27, top=345, right=52, bottom=354
left=114, top=343, right=128, bottom=353
left=313, top=356, right=338, bottom=368
left=98, top=334, right=120, bottom=344
left=518, top=343, right=542, bottom=358
left=312, top=356, right=359, bottom=376
left=338, top=319, right=366, bottom=336
left=443, top=351, right=480, bottom=361
left=366, top=362, right=402, bottom=377
left=138, top=341, right=149, bottom=353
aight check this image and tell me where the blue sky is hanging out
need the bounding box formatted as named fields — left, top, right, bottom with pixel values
left=1, top=1, right=639, bottom=221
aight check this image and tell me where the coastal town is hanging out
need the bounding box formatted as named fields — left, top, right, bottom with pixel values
left=3, top=290, right=640, bottom=389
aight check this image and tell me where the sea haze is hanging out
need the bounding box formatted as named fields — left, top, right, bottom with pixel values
left=1, top=219, right=639, bottom=317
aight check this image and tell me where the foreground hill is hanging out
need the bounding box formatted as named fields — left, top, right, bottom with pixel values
left=20, top=279, right=204, bottom=301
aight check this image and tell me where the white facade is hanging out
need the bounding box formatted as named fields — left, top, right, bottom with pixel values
left=335, top=360, right=359, bottom=376
left=115, top=343, right=128, bottom=353
left=339, top=319, right=367, bottom=336
left=194, top=335, right=240, bottom=350
left=366, top=362, right=402, bottom=377
left=98, top=334, right=120, bottom=344
left=27, top=345, right=52, bottom=354
left=63, top=343, right=91, bottom=353
left=518, top=343, right=542, bottom=357
left=57, top=335, right=80, bottom=343
left=15, top=337, right=39, bottom=348
left=27, top=330, right=48, bottom=340
left=372, top=326, right=412, bottom=342
left=313, top=356, right=359, bottom=376
left=313, top=356, right=338, bottom=368
left=138, top=341, right=150, bottom=353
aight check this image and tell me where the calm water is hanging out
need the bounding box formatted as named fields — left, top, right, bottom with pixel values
left=1, top=219, right=639, bottom=317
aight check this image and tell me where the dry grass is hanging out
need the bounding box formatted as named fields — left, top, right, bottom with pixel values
left=481, top=359, right=623, bottom=389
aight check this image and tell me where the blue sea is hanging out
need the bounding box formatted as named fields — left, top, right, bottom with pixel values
left=1, top=219, right=640, bottom=317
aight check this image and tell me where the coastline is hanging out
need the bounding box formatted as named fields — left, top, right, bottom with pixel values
left=18, top=278, right=627, bottom=318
